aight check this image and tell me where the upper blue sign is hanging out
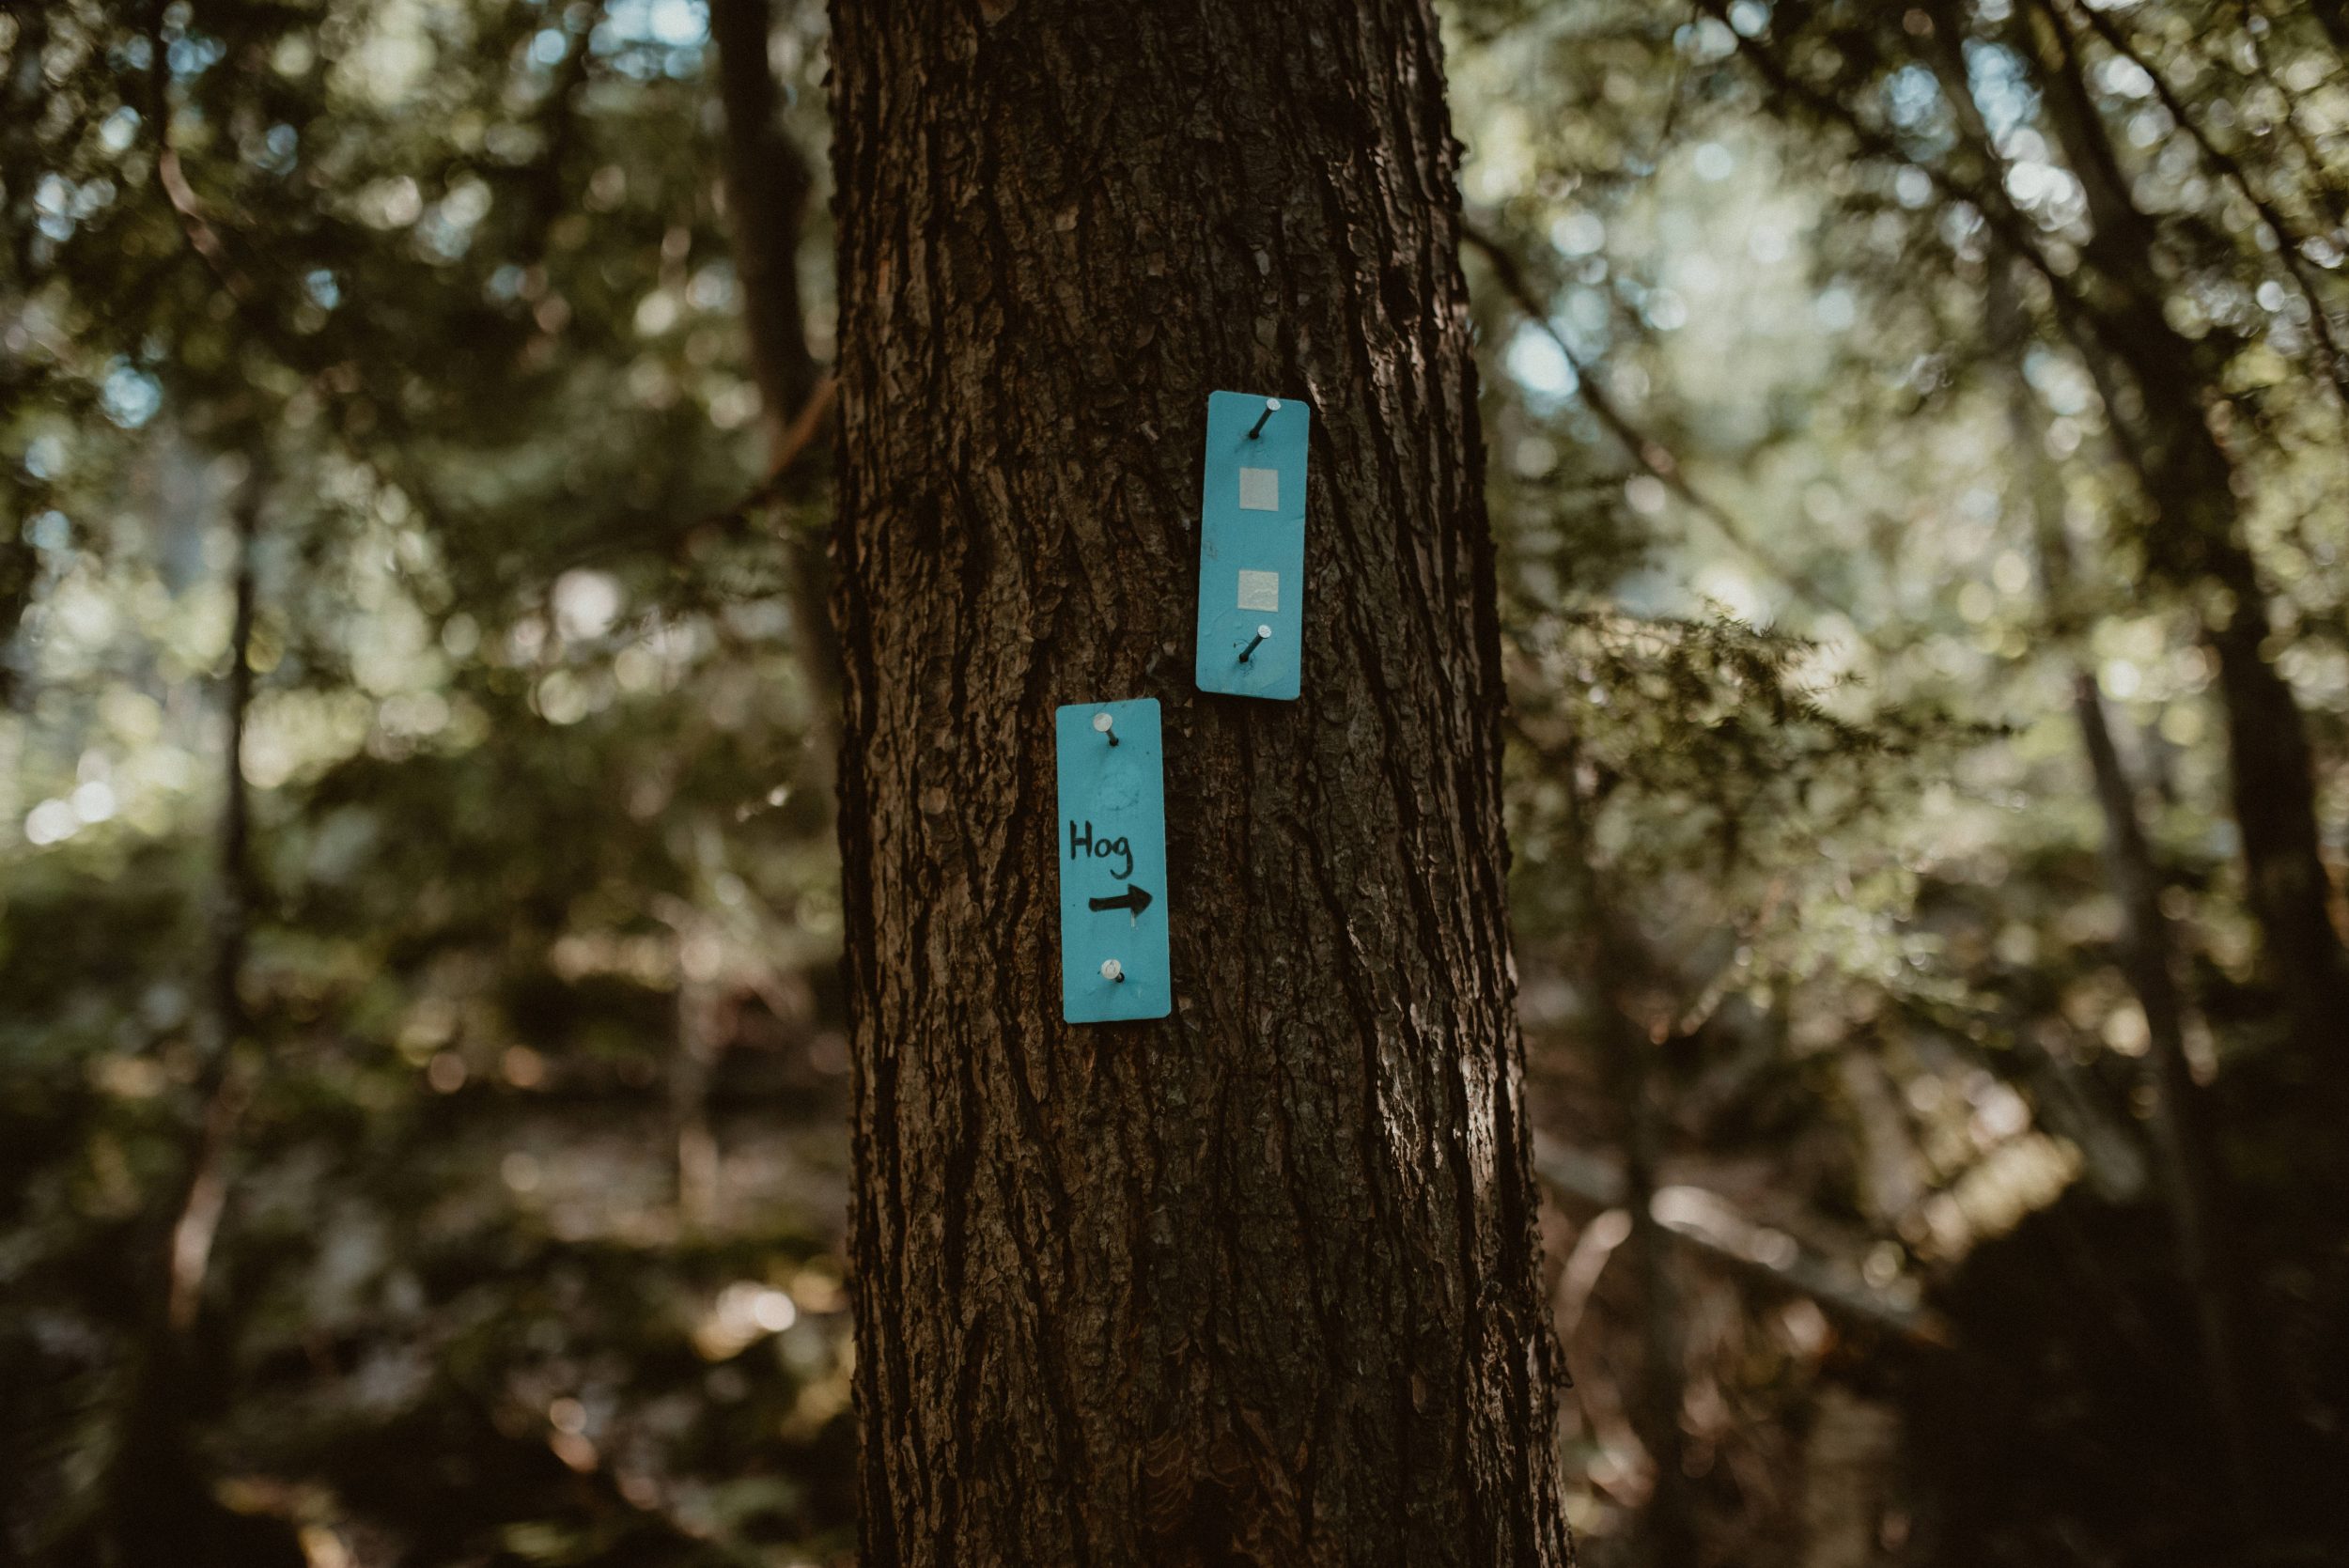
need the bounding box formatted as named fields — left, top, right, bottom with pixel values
left=1194, top=391, right=1309, bottom=701
left=1054, top=698, right=1172, bottom=1024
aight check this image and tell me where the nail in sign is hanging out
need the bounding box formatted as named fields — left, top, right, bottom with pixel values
left=1055, top=698, right=1171, bottom=1022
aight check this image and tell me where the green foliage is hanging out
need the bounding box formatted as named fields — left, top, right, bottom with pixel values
left=5, top=0, right=848, bottom=1560
left=8, top=0, right=2349, bottom=1563
left=1459, top=0, right=2349, bottom=1558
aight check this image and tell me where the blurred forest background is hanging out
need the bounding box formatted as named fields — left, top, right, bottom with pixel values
left=6, top=0, right=2349, bottom=1564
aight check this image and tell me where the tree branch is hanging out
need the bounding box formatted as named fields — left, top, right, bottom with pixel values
left=1532, top=1136, right=1953, bottom=1346
left=1462, top=223, right=1841, bottom=613
left=2051, top=0, right=2349, bottom=412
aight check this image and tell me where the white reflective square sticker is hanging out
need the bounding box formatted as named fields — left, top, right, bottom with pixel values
left=1236, top=569, right=1280, bottom=612
left=1237, top=467, right=1280, bottom=512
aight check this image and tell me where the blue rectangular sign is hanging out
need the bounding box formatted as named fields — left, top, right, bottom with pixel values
left=1055, top=698, right=1172, bottom=1023
left=1194, top=390, right=1309, bottom=701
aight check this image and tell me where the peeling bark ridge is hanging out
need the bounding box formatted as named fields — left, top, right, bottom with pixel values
left=827, top=1, right=1573, bottom=1563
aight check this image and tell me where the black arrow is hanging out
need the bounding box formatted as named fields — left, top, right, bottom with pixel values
left=1088, top=884, right=1154, bottom=918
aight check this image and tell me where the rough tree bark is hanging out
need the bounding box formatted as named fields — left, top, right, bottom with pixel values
left=824, top=2, right=1572, bottom=1563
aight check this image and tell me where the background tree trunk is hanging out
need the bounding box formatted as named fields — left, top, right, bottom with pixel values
left=709, top=0, right=817, bottom=439
left=824, top=2, right=1573, bottom=1563
left=98, top=443, right=302, bottom=1568
left=1990, top=262, right=2259, bottom=1510
left=709, top=0, right=844, bottom=761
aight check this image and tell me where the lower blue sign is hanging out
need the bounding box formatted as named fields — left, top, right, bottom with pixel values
left=1055, top=698, right=1172, bottom=1023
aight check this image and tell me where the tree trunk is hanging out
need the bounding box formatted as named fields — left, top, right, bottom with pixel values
left=2068, top=671, right=2262, bottom=1487
left=1992, top=263, right=2260, bottom=1514
left=824, top=4, right=1572, bottom=1564
left=709, top=0, right=817, bottom=442
left=96, top=444, right=302, bottom=1568
left=1619, top=1015, right=1694, bottom=1568
left=1549, top=752, right=1692, bottom=1565
left=708, top=0, right=844, bottom=764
